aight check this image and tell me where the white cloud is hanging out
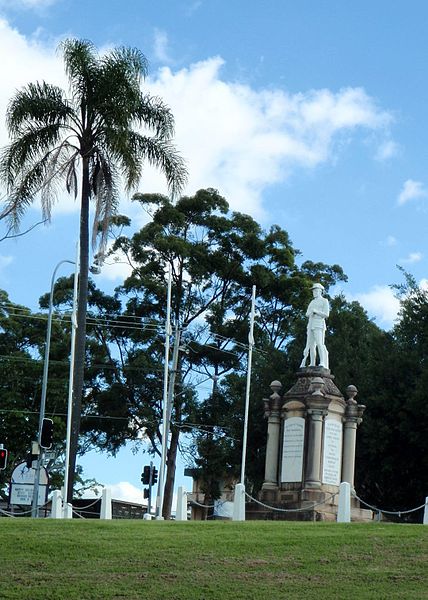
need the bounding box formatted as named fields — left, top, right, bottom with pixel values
left=0, top=22, right=64, bottom=150
left=380, top=235, right=397, bottom=247
left=144, top=62, right=393, bottom=215
left=185, top=0, right=203, bottom=16
left=153, top=28, right=173, bottom=64
left=0, top=254, right=14, bottom=286
left=101, top=255, right=133, bottom=282
left=108, top=481, right=145, bottom=504
left=375, top=139, right=398, bottom=161
left=0, top=254, right=13, bottom=270
left=86, top=482, right=145, bottom=505
left=0, top=0, right=58, bottom=12
left=85, top=481, right=178, bottom=510
left=352, top=285, right=400, bottom=327
left=0, top=18, right=395, bottom=221
left=397, top=179, right=428, bottom=206
left=400, top=251, right=423, bottom=265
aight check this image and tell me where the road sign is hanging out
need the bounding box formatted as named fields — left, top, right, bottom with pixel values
left=10, top=462, right=48, bottom=506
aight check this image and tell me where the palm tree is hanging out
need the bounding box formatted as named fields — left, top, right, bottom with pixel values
left=0, top=38, right=187, bottom=501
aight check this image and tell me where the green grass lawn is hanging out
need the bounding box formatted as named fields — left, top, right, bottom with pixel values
left=0, top=520, right=426, bottom=600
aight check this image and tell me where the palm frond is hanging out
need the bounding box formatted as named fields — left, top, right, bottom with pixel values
left=41, top=142, right=79, bottom=214
left=60, top=38, right=100, bottom=115
left=6, top=82, right=73, bottom=135
left=138, top=95, right=176, bottom=139
left=0, top=124, right=68, bottom=189
left=90, top=153, right=120, bottom=253
left=99, top=127, right=142, bottom=190
left=65, top=158, right=79, bottom=198
left=134, top=134, right=188, bottom=198
left=103, top=46, right=148, bottom=82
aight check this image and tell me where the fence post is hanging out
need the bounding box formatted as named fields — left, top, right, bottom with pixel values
left=337, top=481, right=351, bottom=523
left=63, top=502, right=73, bottom=519
left=100, top=487, right=112, bottom=520
left=50, top=490, right=62, bottom=519
left=232, top=483, right=245, bottom=521
left=175, top=486, right=188, bottom=521
left=423, top=497, right=428, bottom=525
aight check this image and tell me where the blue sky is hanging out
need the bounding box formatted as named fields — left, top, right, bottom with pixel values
left=0, top=0, right=428, bottom=503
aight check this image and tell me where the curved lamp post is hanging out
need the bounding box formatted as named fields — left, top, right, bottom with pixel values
left=31, top=259, right=75, bottom=517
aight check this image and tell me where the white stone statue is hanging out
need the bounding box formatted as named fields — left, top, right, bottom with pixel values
left=300, top=283, right=330, bottom=369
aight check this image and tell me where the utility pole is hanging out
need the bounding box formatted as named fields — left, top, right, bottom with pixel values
left=157, top=323, right=181, bottom=518
left=63, top=244, right=80, bottom=512
left=156, top=266, right=172, bottom=519
left=240, top=285, right=256, bottom=485
left=31, top=259, right=74, bottom=517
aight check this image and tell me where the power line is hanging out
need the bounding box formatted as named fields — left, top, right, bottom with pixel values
left=0, top=354, right=164, bottom=373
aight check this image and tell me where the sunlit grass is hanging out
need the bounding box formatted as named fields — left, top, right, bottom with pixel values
left=0, top=520, right=427, bottom=599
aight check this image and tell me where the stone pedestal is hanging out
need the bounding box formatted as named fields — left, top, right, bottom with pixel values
left=258, top=368, right=369, bottom=521
left=262, top=381, right=282, bottom=492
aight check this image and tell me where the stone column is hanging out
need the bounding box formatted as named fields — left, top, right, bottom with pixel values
left=341, top=385, right=366, bottom=487
left=305, top=409, right=325, bottom=488
left=305, top=377, right=328, bottom=489
left=262, top=381, right=282, bottom=489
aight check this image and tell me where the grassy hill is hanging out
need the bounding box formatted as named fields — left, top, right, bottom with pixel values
left=0, top=520, right=427, bottom=599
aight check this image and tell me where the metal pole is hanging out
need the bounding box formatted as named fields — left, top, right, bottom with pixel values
left=240, top=285, right=256, bottom=485
left=165, top=324, right=181, bottom=437
left=31, top=259, right=74, bottom=518
left=148, top=460, right=153, bottom=515
left=63, top=244, right=79, bottom=513
left=156, top=266, right=172, bottom=519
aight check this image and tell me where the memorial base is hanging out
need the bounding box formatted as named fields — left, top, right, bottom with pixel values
left=256, top=486, right=371, bottom=521
left=259, top=366, right=369, bottom=522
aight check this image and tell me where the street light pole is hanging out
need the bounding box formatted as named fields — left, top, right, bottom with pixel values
left=240, top=285, right=256, bottom=485
left=156, top=265, right=172, bottom=519
left=31, top=259, right=75, bottom=518
left=63, top=244, right=80, bottom=516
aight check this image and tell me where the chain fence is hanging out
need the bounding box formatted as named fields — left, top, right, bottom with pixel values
left=244, top=491, right=338, bottom=513
left=0, top=500, right=51, bottom=518
left=352, top=491, right=427, bottom=518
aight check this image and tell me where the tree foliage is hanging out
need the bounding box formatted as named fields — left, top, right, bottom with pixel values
left=0, top=290, right=71, bottom=496
left=104, top=188, right=347, bottom=515
left=0, top=38, right=187, bottom=501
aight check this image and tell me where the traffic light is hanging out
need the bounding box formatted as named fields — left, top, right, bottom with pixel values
left=143, top=488, right=149, bottom=499
left=152, top=467, right=158, bottom=485
left=40, top=418, right=54, bottom=449
left=26, top=452, right=37, bottom=469
left=0, top=448, right=8, bottom=470
left=141, top=465, right=151, bottom=485
left=26, top=441, right=40, bottom=468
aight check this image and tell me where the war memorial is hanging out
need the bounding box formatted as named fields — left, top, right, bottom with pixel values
left=251, top=283, right=371, bottom=521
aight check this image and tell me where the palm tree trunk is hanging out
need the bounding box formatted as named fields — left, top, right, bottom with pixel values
left=66, top=156, right=90, bottom=503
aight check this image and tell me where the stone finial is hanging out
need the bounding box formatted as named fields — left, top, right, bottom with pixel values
left=310, top=376, right=325, bottom=396
left=270, top=380, right=282, bottom=395
left=346, top=385, right=358, bottom=404
left=264, top=381, right=282, bottom=417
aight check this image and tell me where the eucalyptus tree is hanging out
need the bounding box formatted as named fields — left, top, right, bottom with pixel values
left=108, top=188, right=347, bottom=517
left=0, top=290, right=70, bottom=494
left=0, top=38, right=187, bottom=500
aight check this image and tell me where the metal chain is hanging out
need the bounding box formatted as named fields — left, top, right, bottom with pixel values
left=244, top=491, right=337, bottom=513
left=352, top=492, right=427, bottom=516
left=71, top=498, right=100, bottom=510
left=188, top=499, right=216, bottom=509
left=0, top=499, right=51, bottom=517
left=0, top=508, right=17, bottom=518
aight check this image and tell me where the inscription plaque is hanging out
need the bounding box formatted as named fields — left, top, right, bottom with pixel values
left=281, top=416, right=305, bottom=483
left=322, top=419, right=342, bottom=486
